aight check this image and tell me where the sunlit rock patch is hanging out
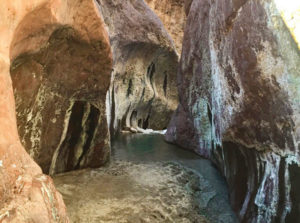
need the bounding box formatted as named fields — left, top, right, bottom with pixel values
left=274, top=0, right=300, bottom=49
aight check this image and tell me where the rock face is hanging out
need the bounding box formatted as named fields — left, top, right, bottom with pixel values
left=97, top=0, right=179, bottom=134
left=9, top=0, right=113, bottom=174
left=166, top=0, right=300, bottom=222
left=145, top=0, right=186, bottom=55
left=0, top=1, right=69, bottom=221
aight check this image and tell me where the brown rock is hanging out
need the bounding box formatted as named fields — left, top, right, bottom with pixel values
left=9, top=0, right=113, bottom=174
left=96, top=0, right=179, bottom=134
left=145, top=0, right=187, bottom=55
left=0, top=0, right=69, bottom=221
left=166, top=0, right=300, bottom=222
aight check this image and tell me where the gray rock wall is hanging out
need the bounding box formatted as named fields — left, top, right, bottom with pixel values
left=96, top=0, right=179, bottom=134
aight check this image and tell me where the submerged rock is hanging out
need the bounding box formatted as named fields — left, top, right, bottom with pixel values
left=166, top=0, right=300, bottom=222
left=10, top=0, right=112, bottom=174
left=54, top=161, right=235, bottom=223
left=96, top=0, right=179, bottom=134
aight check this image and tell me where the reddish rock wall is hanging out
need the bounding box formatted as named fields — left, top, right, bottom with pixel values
left=145, top=0, right=186, bottom=55
left=166, top=0, right=300, bottom=222
left=9, top=0, right=112, bottom=174
left=0, top=0, right=74, bottom=221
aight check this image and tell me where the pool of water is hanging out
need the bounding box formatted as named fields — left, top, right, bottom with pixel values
left=112, top=134, right=221, bottom=183
left=54, top=133, right=238, bottom=223
left=111, top=133, right=238, bottom=222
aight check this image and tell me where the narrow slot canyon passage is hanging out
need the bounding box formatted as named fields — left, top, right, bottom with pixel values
left=53, top=133, right=237, bottom=223
left=1, top=0, right=299, bottom=222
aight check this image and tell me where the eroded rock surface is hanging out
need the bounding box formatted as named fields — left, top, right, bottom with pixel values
left=0, top=1, right=69, bottom=221
left=9, top=0, right=112, bottom=174
left=145, top=0, right=186, bottom=55
left=166, top=0, right=300, bottom=222
left=96, top=0, right=179, bottom=134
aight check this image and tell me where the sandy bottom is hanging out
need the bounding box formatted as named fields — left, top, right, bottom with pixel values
left=54, top=161, right=216, bottom=223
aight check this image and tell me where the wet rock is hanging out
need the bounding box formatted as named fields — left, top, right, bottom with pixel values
left=166, top=0, right=300, bottom=222
left=0, top=1, right=69, bottom=221
left=96, top=0, right=179, bottom=134
left=10, top=0, right=112, bottom=174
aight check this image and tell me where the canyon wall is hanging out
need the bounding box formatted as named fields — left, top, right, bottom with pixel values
left=97, top=0, right=178, bottom=134
left=9, top=0, right=112, bottom=174
left=0, top=1, right=70, bottom=221
left=145, top=0, right=186, bottom=55
left=166, top=0, right=300, bottom=222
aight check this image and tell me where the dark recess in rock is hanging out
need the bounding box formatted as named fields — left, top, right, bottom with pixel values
left=126, top=79, right=133, bottom=97
left=53, top=101, right=100, bottom=174
left=163, top=71, right=168, bottom=97
left=286, top=164, right=300, bottom=222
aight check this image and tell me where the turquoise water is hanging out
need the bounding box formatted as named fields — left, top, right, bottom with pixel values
left=111, top=133, right=238, bottom=223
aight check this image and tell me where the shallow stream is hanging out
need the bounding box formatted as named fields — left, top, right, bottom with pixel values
left=54, top=133, right=237, bottom=223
